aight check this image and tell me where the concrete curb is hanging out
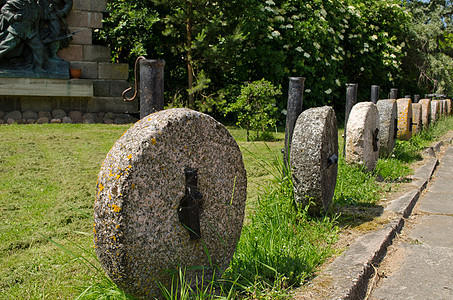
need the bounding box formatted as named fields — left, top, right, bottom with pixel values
left=303, top=140, right=450, bottom=300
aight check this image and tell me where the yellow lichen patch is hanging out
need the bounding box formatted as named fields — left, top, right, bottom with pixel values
left=151, top=138, right=157, bottom=145
left=116, top=174, right=121, bottom=180
left=112, top=204, right=122, bottom=212
left=99, top=183, right=104, bottom=192
left=127, top=154, right=132, bottom=160
left=131, top=183, right=136, bottom=189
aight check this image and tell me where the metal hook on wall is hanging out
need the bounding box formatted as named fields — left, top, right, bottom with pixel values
left=122, top=56, right=146, bottom=102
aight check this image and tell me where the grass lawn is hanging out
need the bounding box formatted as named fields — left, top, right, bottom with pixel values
left=0, top=115, right=452, bottom=299
left=0, top=123, right=285, bottom=299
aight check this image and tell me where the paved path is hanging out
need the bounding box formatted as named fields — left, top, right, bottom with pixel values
left=370, top=144, right=453, bottom=299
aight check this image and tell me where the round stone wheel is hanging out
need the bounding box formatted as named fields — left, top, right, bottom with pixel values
left=290, top=106, right=338, bottom=214
left=396, top=98, right=413, bottom=140
left=446, top=99, right=452, bottom=115
left=94, top=108, right=247, bottom=298
left=345, top=102, right=380, bottom=172
left=376, top=99, right=397, bottom=157
left=419, top=99, right=431, bottom=128
left=412, top=103, right=422, bottom=134
left=431, top=100, right=440, bottom=123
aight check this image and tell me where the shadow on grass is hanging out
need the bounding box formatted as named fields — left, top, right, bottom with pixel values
left=331, top=202, right=385, bottom=229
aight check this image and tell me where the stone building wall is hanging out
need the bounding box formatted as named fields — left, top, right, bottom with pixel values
left=0, top=0, right=138, bottom=116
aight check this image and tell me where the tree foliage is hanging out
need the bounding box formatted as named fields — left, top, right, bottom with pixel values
left=402, top=0, right=453, bottom=95
left=97, top=0, right=447, bottom=121
left=225, top=79, right=281, bottom=141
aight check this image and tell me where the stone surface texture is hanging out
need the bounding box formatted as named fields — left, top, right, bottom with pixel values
left=376, top=99, right=397, bottom=157
left=446, top=99, right=452, bottom=115
left=94, top=108, right=247, bottom=298
left=396, top=98, right=413, bottom=140
left=439, top=99, right=445, bottom=116
left=345, top=102, right=380, bottom=172
left=419, top=99, right=431, bottom=128
left=411, top=103, right=422, bottom=134
left=431, top=100, right=439, bottom=123
left=290, top=106, right=338, bottom=214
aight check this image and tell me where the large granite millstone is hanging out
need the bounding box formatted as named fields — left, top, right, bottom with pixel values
left=431, top=100, right=440, bottom=123
left=290, top=106, right=338, bottom=214
left=345, top=102, right=380, bottom=172
left=412, top=103, right=422, bottom=134
left=396, top=98, right=413, bottom=140
left=376, top=99, right=397, bottom=157
left=94, top=108, right=247, bottom=298
left=419, top=99, right=431, bottom=128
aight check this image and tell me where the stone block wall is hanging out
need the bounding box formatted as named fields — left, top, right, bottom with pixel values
left=0, top=0, right=138, bottom=116
left=59, top=0, right=136, bottom=112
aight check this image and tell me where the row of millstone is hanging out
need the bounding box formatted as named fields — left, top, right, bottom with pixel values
left=346, top=98, right=452, bottom=172
left=289, top=98, right=452, bottom=216
left=91, top=98, right=451, bottom=298
left=0, top=110, right=138, bottom=125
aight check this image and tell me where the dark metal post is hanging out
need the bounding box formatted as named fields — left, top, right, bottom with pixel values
left=284, top=77, right=305, bottom=167
left=344, top=83, right=358, bottom=154
left=371, top=85, right=380, bottom=103
left=139, top=59, right=165, bottom=119
left=414, top=94, right=420, bottom=103
left=390, top=88, right=398, bottom=100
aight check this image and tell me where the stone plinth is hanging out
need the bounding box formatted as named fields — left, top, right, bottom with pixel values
left=419, top=99, right=431, bottom=128
left=94, top=108, right=247, bottom=298
left=0, top=78, right=93, bottom=97
left=396, top=98, right=413, bottom=140
left=376, top=99, right=397, bottom=157
left=345, top=102, right=380, bottom=172
left=290, top=106, right=338, bottom=214
left=412, top=103, right=422, bottom=134
left=431, top=100, right=440, bottom=123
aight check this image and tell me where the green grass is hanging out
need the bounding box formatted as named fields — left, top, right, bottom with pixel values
left=1, top=115, right=452, bottom=299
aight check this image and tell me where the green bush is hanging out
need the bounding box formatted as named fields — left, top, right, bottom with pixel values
left=226, top=79, right=282, bottom=141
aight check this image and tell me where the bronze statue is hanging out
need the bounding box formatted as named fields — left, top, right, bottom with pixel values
left=0, top=0, right=73, bottom=77
left=41, top=0, right=72, bottom=61
left=0, top=0, right=45, bottom=72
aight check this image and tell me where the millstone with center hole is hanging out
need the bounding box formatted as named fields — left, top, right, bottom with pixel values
left=419, top=99, right=431, bottom=128
left=396, top=98, right=413, bottom=140
left=376, top=99, right=397, bottom=157
left=290, top=106, right=338, bottom=214
left=345, top=102, right=380, bottom=172
left=93, top=108, right=247, bottom=299
left=431, top=100, right=440, bottom=123
left=412, top=103, right=422, bottom=134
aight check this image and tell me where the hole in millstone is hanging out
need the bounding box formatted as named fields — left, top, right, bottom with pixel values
left=177, top=167, right=203, bottom=240
left=394, top=118, right=398, bottom=139
left=372, top=128, right=380, bottom=152
left=327, top=154, right=338, bottom=167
